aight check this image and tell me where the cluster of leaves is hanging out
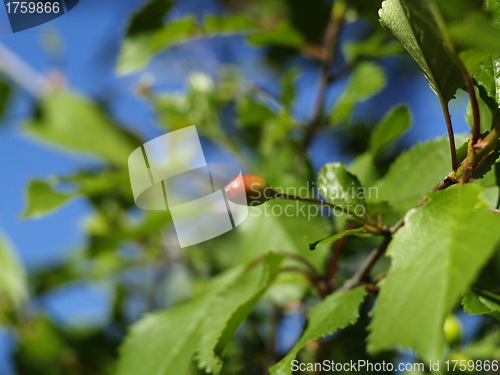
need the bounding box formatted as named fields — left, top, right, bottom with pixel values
left=1, top=0, right=500, bottom=374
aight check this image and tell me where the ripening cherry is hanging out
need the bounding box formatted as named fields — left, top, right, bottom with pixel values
left=224, top=174, right=274, bottom=206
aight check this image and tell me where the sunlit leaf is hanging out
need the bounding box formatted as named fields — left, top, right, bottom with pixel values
left=368, top=184, right=500, bottom=361
left=22, top=180, right=77, bottom=219
left=379, top=0, right=464, bottom=102
left=270, top=287, right=367, bottom=375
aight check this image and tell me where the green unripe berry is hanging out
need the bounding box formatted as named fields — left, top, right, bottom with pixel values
left=224, top=174, right=274, bottom=206
left=444, top=314, right=462, bottom=346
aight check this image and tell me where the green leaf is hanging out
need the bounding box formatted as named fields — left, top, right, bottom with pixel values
left=368, top=184, right=500, bottom=361
left=379, top=0, right=464, bottom=102
left=24, top=91, right=135, bottom=166
left=116, top=267, right=243, bottom=375
left=459, top=48, right=490, bottom=74
left=247, top=22, right=305, bottom=49
left=0, top=77, right=12, bottom=121
left=305, top=227, right=368, bottom=251
left=126, top=0, right=173, bottom=36
left=375, top=135, right=468, bottom=215
left=449, top=15, right=500, bottom=55
left=330, top=61, right=386, bottom=123
left=463, top=288, right=500, bottom=315
left=465, top=91, right=493, bottom=134
left=203, top=14, right=258, bottom=34
left=118, top=17, right=198, bottom=74
left=473, top=55, right=500, bottom=121
left=343, top=32, right=403, bottom=63
left=196, top=253, right=284, bottom=374
left=348, top=152, right=380, bottom=188
left=236, top=96, right=275, bottom=128
left=318, top=162, right=367, bottom=210
left=270, top=287, right=367, bottom=375
left=0, top=234, right=27, bottom=310
left=117, top=254, right=284, bottom=375
left=370, top=104, right=412, bottom=155
left=234, top=206, right=330, bottom=272
left=349, top=105, right=411, bottom=187
left=118, top=14, right=258, bottom=74
left=22, top=180, right=77, bottom=219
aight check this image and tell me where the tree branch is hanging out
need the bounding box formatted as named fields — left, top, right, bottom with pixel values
left=303, top=0, right=346, bottom=147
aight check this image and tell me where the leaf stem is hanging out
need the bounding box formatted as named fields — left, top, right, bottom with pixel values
left=439, top=98, right=459, bottom=171
left=341, top=234, right=392, bottom=291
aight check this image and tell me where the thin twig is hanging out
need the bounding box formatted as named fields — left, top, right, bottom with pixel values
left=275, top=251, right=321, bottom=281
left=326, top=223, right=356, bottom=291
left=303, top=0, right=346, bottom=147
left=340, top=235, right=392, bottom=291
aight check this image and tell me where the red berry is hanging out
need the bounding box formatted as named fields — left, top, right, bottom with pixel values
left=224, top=174, right=274, bottom=206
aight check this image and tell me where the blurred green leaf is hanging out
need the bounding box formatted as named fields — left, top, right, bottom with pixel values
left=116, top=267, right=243, bottom=375
left=203, top=14, right=258, bottom=34
left=305, top=227, right=368, bottom=251
left=375, top=135, right=467, bottom=215
left=465, top=91, right=493, bottom=134
left=349, top=152, right=380, bottom=187
left=234, top=205, right=330, bottom=271
left=449, top=15, right=500, bottom=54
left=350, top=105, right=411, bottom=187
left=0, top=77, right=12, bottom=121
left=247, top=22, right=305, bottom=49
left=236, top=96, right=275, bottom=128
left=473, top=55, right=500, bottom=121
left=460, top=329, right=500, bottom=360
left=117, top=254, right=284, bottom=375
left=318, top=162, right=366, bottom=210
left=343, top=32, right=402, bottom=62
left=368, top=184, right=500, bottom=361
left=270, top=287, right=367, bottom=375
left=370, top=104, right=411, bottom=155
left=119, top=14, right=258, bottom=75
left=0, top=234, right=27, bottom=311
left=329, top=61, right=386, bottom=123
left=196, top=253, right=284, bottom=374
left=118, top=17, right=198, bottom=74
left=22, top=180, right=77, bottom=219
left=463, top=288, right=500, bottom=315
left=459, top=48, right=490, bottom=74
left=126, top=0, right=173, bottom=36
left=24, top=91, right=135, bottom=166
left=379, top=0, right=464, bottom=102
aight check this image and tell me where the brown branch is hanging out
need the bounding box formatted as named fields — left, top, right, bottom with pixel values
left=303, top=0, right=346, bottom=147
left=326, top=223, right=357, bottom=291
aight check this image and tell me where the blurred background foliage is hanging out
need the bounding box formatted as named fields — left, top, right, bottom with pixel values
left=0, top=0, right=499, bottom=374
